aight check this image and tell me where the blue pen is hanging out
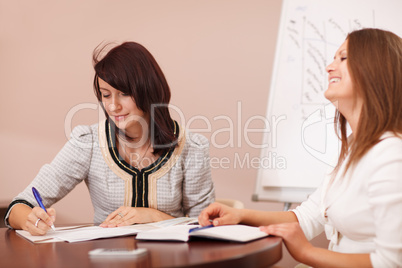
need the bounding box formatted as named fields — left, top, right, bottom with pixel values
left=32, top=187, right=56, bottom=231
left=189, top=224, right=214, bottom=233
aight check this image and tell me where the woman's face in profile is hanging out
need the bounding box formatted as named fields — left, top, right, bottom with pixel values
left=324, top=40, right=361, bottom=116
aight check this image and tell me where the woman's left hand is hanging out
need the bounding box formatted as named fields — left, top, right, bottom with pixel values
left=100, top=207, right=173, bottom=227
left=259, top=222, right=313, bottom=263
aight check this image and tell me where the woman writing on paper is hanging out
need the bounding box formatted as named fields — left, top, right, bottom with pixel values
left=199, top=28, right=402, bottom=267
left=5, top=42, right=215, bottom=235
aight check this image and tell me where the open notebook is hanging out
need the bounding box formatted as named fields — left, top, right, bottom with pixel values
left=135, top=224, right=269, bottom=243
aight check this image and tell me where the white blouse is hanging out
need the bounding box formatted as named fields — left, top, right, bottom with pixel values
left=293, top=132, right=402, bottom=267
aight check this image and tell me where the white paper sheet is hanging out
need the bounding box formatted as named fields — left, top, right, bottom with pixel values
left=15, top=217, right=198, bottom=243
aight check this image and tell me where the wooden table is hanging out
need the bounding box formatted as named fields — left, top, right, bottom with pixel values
left=0, top=200, right=10, bottom=228
left=0, top=228, right=282, bottom=268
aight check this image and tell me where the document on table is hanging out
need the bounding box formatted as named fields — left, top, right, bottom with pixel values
left=55, top=224, right=158, bottom=243
left=136, top=224, right=269, bottom=242
left=15, top=217, right=198, bottom=243
left=16, top=224, right=157, bottom=243
left=16, top=224, right=94, bottom=243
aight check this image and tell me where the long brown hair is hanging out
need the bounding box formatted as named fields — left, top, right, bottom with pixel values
left=334, top=28, right=402, bottom=174
left=93, top=42, right=177, bottom=155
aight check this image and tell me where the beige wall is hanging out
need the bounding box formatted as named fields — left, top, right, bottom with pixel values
left=0, top=1, right=328, bottom=266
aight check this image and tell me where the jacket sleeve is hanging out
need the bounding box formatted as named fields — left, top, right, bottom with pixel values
left=4, top=125, right=94, bottom=228
left=180, top=132, right=215, bottom=218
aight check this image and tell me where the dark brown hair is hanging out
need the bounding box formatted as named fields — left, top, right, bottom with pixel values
left=93, top=42, right=177, bottom=155
left=334, top=28, right=402, bottom=174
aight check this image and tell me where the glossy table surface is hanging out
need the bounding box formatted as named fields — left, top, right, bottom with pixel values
left=0, top=227, right=282, bottom=268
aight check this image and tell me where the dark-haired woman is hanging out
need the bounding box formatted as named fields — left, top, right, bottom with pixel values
left=5, top=42, right=215, bottom=235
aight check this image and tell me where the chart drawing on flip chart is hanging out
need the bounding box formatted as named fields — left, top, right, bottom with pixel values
left=253, top=0, right=402, bottom=204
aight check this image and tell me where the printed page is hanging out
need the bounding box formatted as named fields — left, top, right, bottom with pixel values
left=136, top=225, right=196, bottom=242
left=54, top=225, right=155, bottom=243
left=149, top=217, right=198, bottom=227
left=16, top=224, right=94, bottom=243
left=190, top=225, right=268, bottom=242
left=16, top=224, right=153, bottom=243
left=15, top=217, right=197, bottom=243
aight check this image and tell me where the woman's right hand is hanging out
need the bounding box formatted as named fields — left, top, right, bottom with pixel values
left=26, top=207, right=56, bottom=236
left=198, top=202, right=242, bottom=226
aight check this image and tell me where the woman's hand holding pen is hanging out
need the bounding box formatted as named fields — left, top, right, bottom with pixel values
left=100, top=206, right=174, bottom=228
left=26, top=207, right=56, bottom=236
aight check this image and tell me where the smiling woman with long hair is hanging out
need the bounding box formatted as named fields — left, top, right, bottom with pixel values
left=198, top=28, right=402, bottom=268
